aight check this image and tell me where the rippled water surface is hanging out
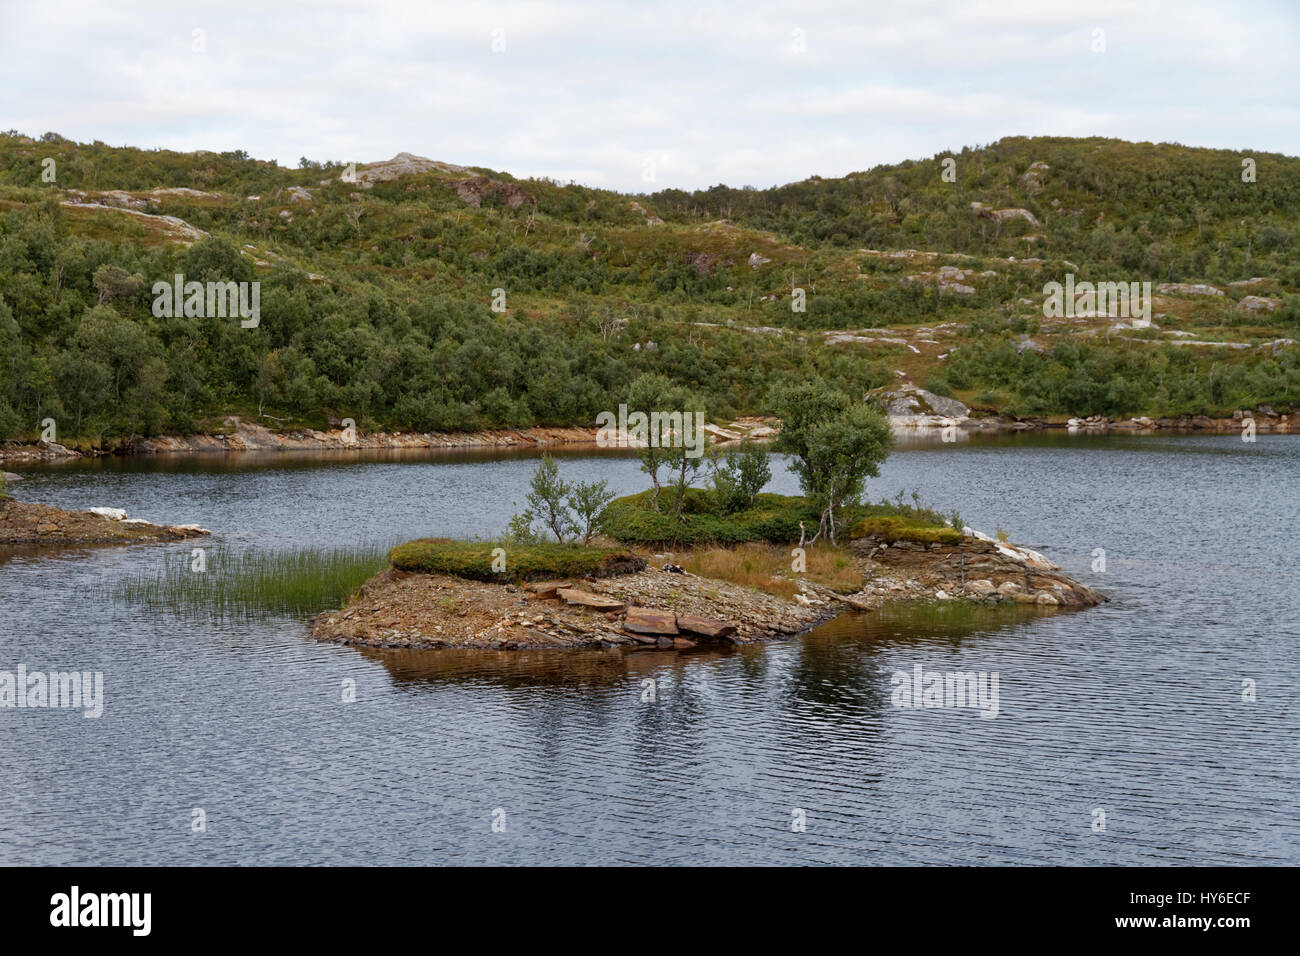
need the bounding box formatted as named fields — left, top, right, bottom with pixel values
left=1, top=433, right=1295, bottom=864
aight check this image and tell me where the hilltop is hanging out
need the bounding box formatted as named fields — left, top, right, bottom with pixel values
left=0, top=132, right=1296, bottom=447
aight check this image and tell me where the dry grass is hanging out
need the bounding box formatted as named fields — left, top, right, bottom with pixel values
left=676, top=542, right=863, bottom=599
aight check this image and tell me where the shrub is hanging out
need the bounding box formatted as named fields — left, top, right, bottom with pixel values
left=599, top=489, right=824, bottom=546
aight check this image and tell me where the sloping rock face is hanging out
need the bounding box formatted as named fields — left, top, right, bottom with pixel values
left=1157, top=282, right=1223, bottom=297
left=970, top=202, right=1040, bottom=226
left=871, top=385, right=971, bottom=429
left=59, top=200, right=207, bottom=243
left=353, top=152, right=467, bottom=184
left=851, top=533, right=1103, bottom=608
left=453, top=176, right=535, bottom=208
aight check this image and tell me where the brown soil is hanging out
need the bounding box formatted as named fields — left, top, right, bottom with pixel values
left=309, top=565, right=826, bottom=650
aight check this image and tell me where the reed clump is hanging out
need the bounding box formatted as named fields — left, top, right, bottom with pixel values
left=111, top=543, right=390, bottom=618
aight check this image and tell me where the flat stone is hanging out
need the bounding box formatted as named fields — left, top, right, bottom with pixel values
left=624, top=606, right=678, bottom=635
left=555, top=588, right=625, bottom=612
left=675, top=613, right=737, bottom=639
left=525, top=580, right=572, bottom=599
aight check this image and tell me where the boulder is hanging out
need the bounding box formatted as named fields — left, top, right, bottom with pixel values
left=870, top=385, right=971, bottom=429
left=1236, top=295, right=1282, bottom=314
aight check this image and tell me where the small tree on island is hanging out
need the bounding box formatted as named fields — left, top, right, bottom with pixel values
left=768, top=381, right=894, bottom=545
left=509, top=454, right=616, bottom=545
left=705, top=440, right=772, bottom=514
left=627, top=372, right=676, bottom=511
left=525, top=454, right=576, bottom=542
left=567, top=476, right=616, bottom=545
left=662, top=388, right=707, bottom=523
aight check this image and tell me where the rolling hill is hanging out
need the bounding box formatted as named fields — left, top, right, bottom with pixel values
left=0, top=131, right=1296, bottom=445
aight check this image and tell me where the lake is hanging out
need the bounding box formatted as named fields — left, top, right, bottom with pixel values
left=1, top=432, right=1295, bottom=864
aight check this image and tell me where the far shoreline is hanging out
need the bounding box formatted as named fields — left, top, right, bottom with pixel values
left=1, top=408, right=1291, bottom=465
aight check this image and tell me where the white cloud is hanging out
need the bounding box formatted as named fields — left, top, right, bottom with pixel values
left=0, top=0, right=1296, bottom=190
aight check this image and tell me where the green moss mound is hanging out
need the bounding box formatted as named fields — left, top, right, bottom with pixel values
left=388, top=538, right=645, bottom=582
left=598, top=489, right=827, bottom=546
left=599, top=488, right=966, bottom=547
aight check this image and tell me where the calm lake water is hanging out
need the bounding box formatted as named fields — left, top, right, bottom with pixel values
left=1, top=433, right=1296, bottom=865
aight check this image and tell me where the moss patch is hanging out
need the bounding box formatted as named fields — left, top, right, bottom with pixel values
left=848, top=515, right=963, bottom=545
left=388, top=538, right=645, bottom=582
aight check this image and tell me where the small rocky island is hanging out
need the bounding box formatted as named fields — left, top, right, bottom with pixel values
left=311, top=524, right=1103, bottom=652
left=314, top=391, right=1105, bottom=652
left=0, top=495, right=210, bottom=545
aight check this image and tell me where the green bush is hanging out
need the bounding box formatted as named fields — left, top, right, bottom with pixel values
left=388, top=538, right=645, bottom=581
left=599, top=489, right=827, bottom=546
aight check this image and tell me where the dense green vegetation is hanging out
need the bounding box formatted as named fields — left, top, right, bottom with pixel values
left=648, top=137, right=1300, bottom=286
left=1, top=131, right=1297, bottom=443
left=944, top=335, right=1300, bottom=418
left=388, top=537, right=644, bottom=582
left=599, top=488, right=962, bottom=548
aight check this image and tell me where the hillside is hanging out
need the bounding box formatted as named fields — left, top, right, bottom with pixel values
left=0, top=132, right=1297, bottom=445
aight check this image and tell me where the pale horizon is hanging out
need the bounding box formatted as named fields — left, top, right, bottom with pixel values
left=3, top=0, right=1298, bottom=192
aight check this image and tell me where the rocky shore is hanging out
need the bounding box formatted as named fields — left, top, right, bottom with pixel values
left=310, top=529, right=1104, bottom=652
left=0, top=415, right=779, bottom=462
left=0, top=499, right=210, bottom=545
left=2, top=396, right=1289, bottom=464
left=875, top=384, right=1294, bottom=435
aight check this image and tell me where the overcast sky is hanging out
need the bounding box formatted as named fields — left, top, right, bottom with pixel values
left=2, top=0, right=1297, bottom=192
